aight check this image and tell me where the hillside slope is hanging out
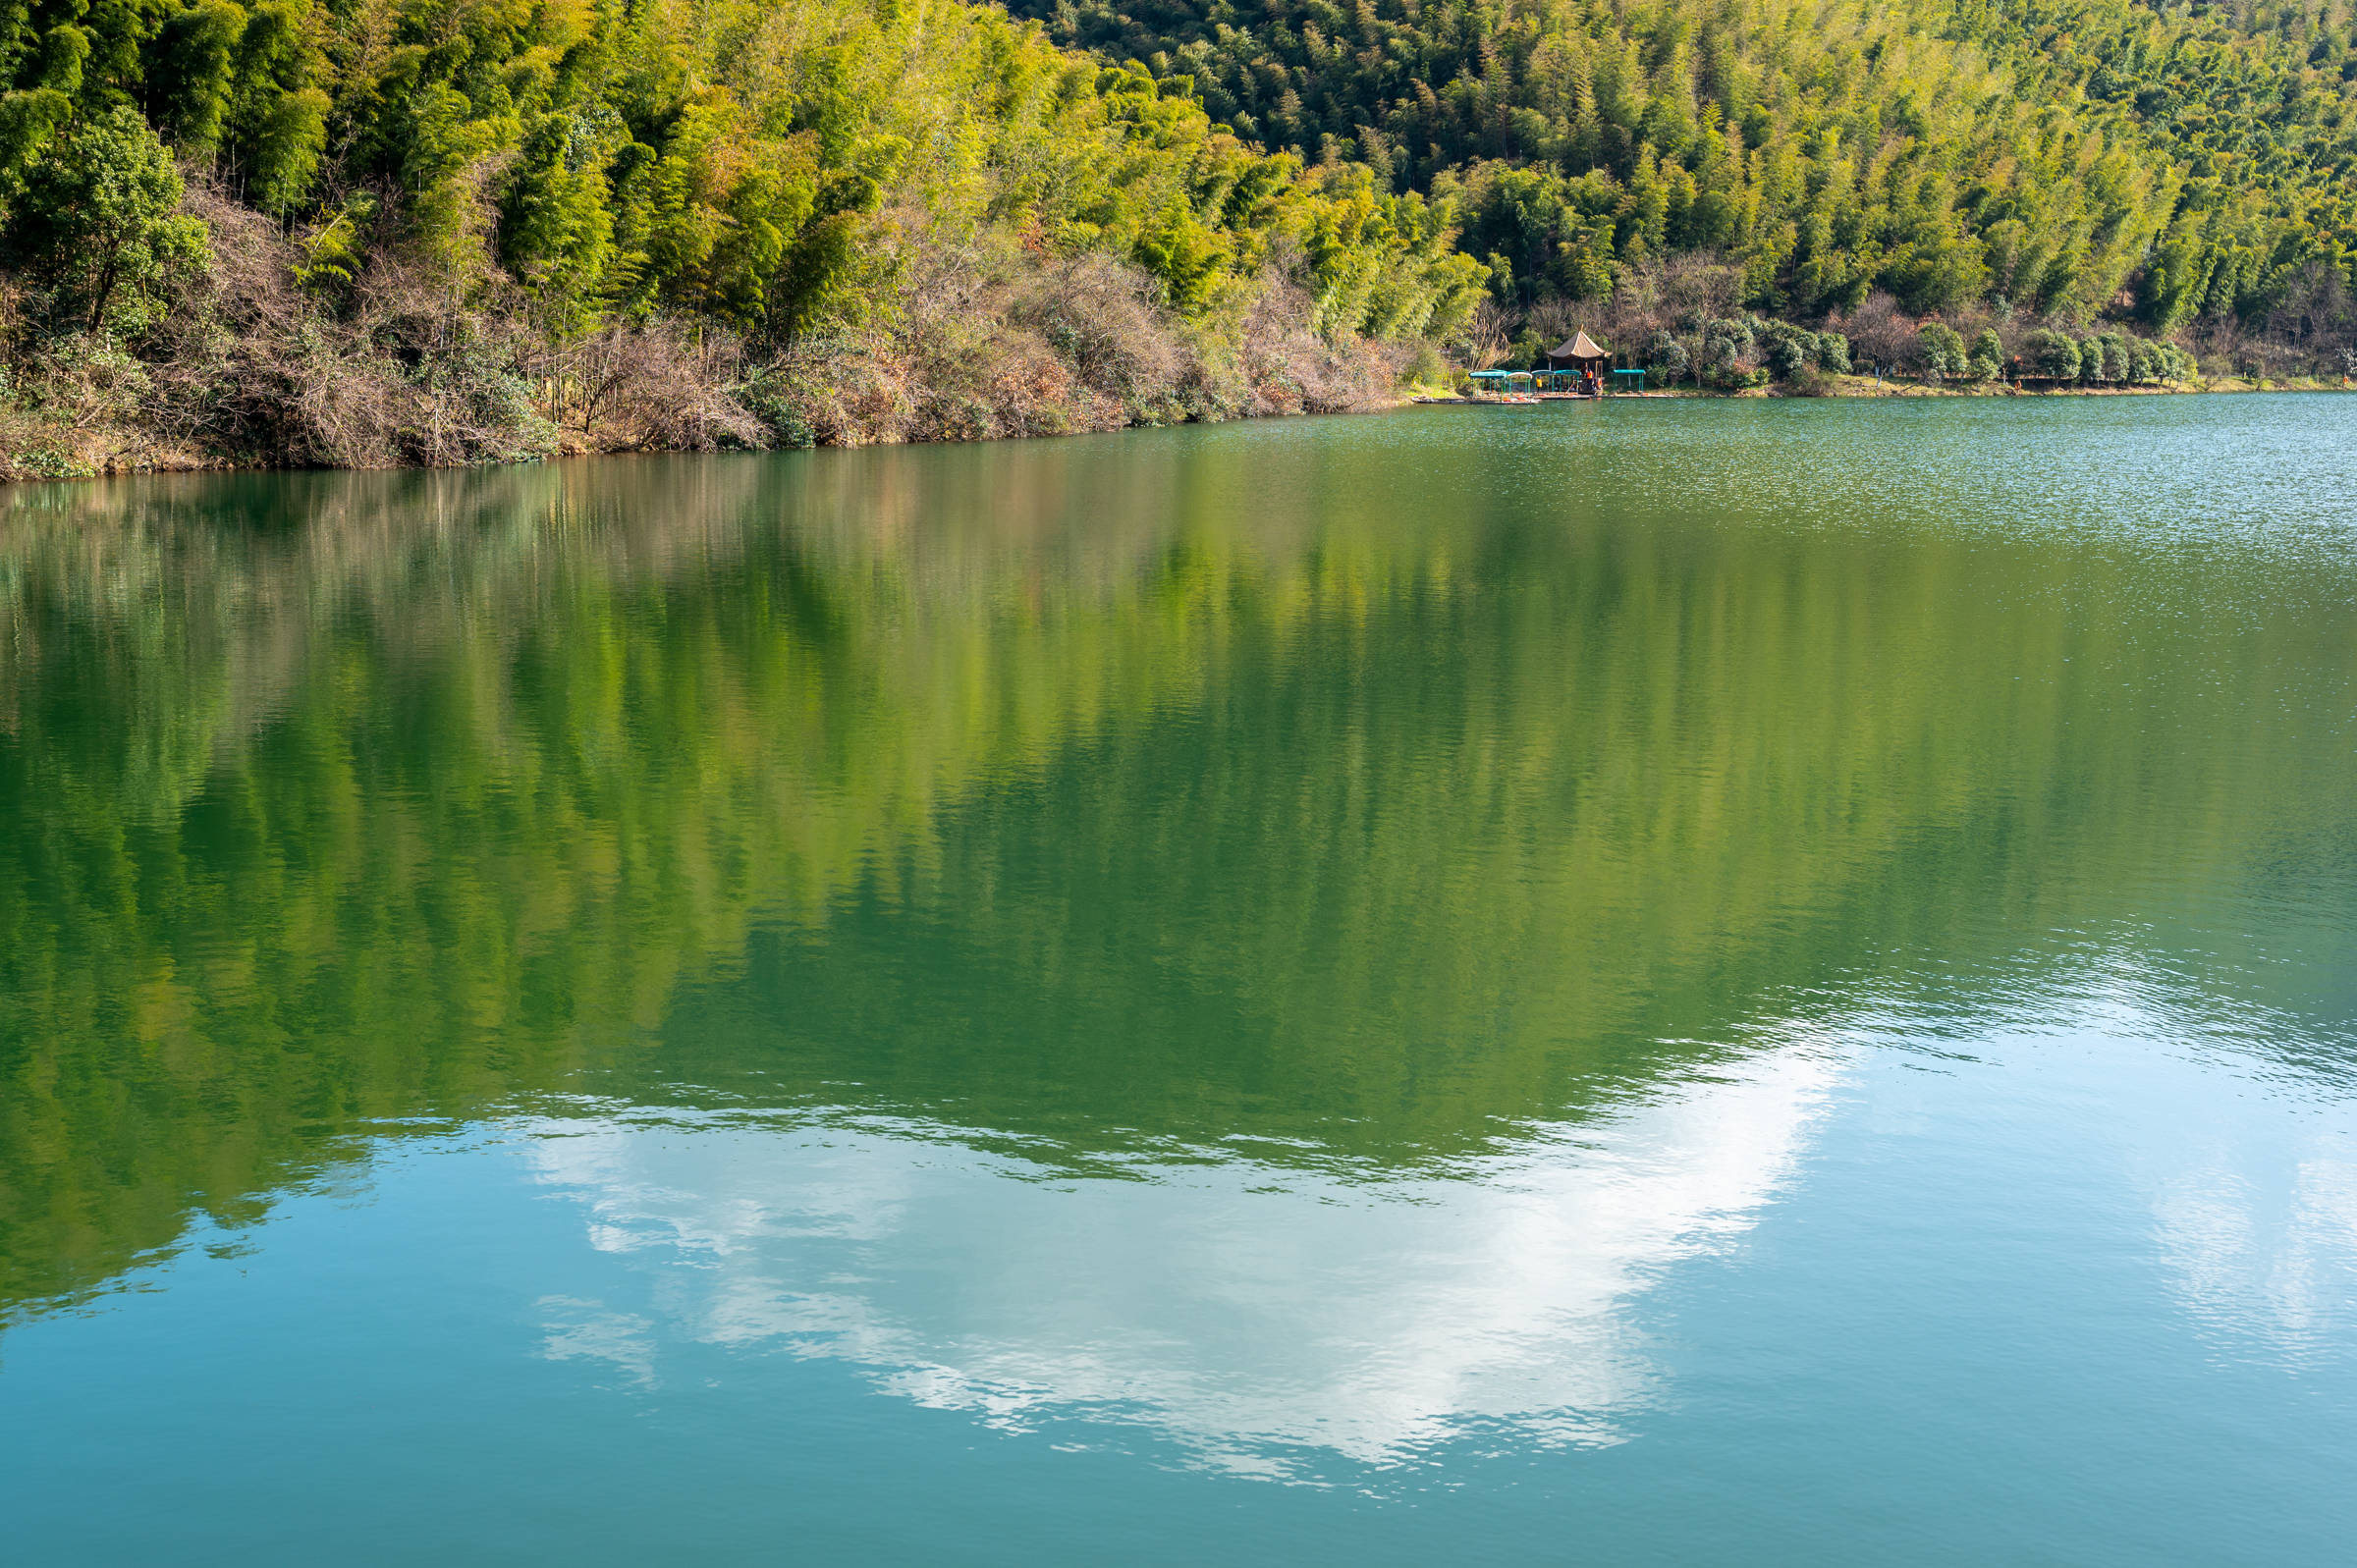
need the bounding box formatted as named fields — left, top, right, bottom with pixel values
left=0, top=0, right=1486, bottom=474
left=1015, top=0, right=2356, bottom=358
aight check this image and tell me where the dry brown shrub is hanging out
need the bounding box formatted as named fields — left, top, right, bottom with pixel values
left=902, top=311, right=1083, bottom=441
left=153, top=191, right=771, bottom=466
left=909, top=324, right=1090, bottom=441
left=1237, top=277, right=1396, bottom=415
left=753, top=338, right=915, bottom=447
left=0, top=404, right=72, bottom=479
left=1008, top=254, right=1186, bottom=421
left=548, top=322, right=762, bottom=451
left=141, top=180, right=605, bottom=466
left=1567, top=255, right=1745, bottom=351
left=1456, top=298, right=1511, bottom=369
left=144, top=183, right=405, bottom=465
left=17, top=175, right=1439, bottom=472
left=1837, top=292, right=1923, bottom=373
left=347, top=256, right=559, bottom=465
left=740, top=245, right=1228, bottom=447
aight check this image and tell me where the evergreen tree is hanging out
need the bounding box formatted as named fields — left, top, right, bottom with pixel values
left=2, top=101, right=205, bottom=331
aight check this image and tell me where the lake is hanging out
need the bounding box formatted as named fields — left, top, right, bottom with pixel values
left=3, top=396, right=2355, bottom=1564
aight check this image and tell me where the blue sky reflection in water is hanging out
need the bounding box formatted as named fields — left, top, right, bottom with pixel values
left=1, top=396, right=2354, bottom=1564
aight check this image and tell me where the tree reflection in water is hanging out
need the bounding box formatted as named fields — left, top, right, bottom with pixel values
left=4, top=406, right=2354, bottom=1348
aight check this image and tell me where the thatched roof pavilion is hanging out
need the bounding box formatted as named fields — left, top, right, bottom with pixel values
left=1547, top=331, right=1610, bottom=368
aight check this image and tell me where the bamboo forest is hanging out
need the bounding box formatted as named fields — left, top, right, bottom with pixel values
left=3, top=0, right=2356, bottom=476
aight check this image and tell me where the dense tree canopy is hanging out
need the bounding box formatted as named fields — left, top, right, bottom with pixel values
left=0, top=0, right=1485, bottom=343
left=1016, top=0, right=2357, bottom=330
left=0, top=0, right=1507, bottom=470
left=3, top=0, right=2350, bottom=471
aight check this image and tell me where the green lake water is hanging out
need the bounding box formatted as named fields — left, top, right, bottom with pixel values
left=3, top=396, right=2355, bottom=1563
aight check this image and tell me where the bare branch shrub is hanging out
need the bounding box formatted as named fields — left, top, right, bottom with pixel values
left=141, top=180, right=765, bottom=466
left=1837, top=293, right=1923, bottom=374
left=1009, top=253, right=1185, bottom=421
left=16, top=170, right=1459, bottom=471
left=743, top=335, right=917, bottom=448
left=1455, top=298, right=1510, bottom=368
left=551, top=321, right=762, bottom=451
left=1236, top=274, right=1397, bottom=414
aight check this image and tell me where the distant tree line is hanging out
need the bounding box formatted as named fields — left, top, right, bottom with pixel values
left=1018, top=0, right=2357, bottom=364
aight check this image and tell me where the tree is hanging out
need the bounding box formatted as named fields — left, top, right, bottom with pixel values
left=1007, top=0, right=2355, bottom=347
left=2, top=105, right=207, bottom=332
left=225, top=1, right=330, bottom=216
left=1918, top=321, right=1965, bottom=379
left=1700, top=317, right=1760, bottom=388
left=1969, top=328, right=2002, bottom=382
left=146, top=2, right=245, bottom=154
left=1758, top=320, right=1818, bottom=379
left=2021, top=328, right=2082, bottom=381
left=1646, top=328, right=1689, bottom=381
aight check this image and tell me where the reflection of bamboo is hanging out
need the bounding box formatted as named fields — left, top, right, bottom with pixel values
left=0, top=451, right=1334, bottom=1313
left=2, top=437, right=2352, bottom=1326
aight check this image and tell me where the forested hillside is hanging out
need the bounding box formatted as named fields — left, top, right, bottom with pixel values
left=3, top=0, right=2350, bottom=476
left=0, top=0, right=1485, bottom=474
left=1019, top=0, right=2357, bottom=368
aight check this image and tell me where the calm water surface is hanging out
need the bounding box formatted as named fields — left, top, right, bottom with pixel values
left=3, top=397, right=2355, bottom=1563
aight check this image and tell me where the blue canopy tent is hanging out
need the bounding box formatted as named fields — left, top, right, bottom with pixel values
left=1469, top=368, right=1588, bottom=395
left=1467, top=369, right=1545, bottom=398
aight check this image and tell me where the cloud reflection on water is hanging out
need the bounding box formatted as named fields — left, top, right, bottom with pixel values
left=524, top=1044, right=1840, bottom=1475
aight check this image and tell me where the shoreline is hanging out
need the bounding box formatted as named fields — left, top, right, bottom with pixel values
left=7, top=377, right=2350, bottom=488
left=1436, top=374, right=2352, bottom=403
